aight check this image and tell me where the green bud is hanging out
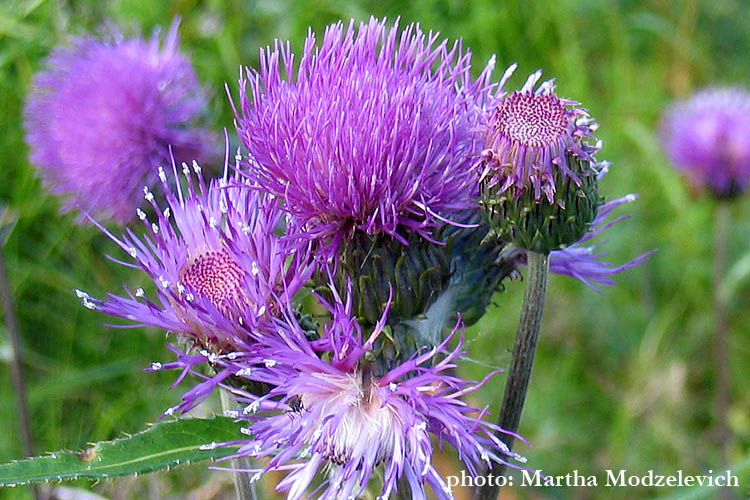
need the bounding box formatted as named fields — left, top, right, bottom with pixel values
left=313, top=230, right=452, bottom=327
left=481, top=153, right=601, bottom=254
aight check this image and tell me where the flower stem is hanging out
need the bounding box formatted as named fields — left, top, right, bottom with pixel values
left=219, top=390, right=258, bottom=500
left=0, top=250, right=41, bottom=500
left=713, top=201, right=731, bottom=477
left=476, top=250, right=549, bottom=500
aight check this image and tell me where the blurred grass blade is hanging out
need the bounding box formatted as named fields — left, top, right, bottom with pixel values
left=720, top=253, right=750, bottom=304
left=0, top=205, right=18, bottom=246
left=0, top=417, right=243, bottom=486
left=651, top=455, right=750, bottom=500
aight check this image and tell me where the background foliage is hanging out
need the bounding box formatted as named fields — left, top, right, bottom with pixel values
left=0, top=0, right=749, bottom=499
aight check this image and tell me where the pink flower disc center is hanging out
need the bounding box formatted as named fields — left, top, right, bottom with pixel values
left=495, top=92, right=569, bottom=148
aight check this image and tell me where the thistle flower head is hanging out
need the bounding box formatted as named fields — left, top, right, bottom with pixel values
left=24, top=21, right=215, bottom=223
left=233, top=17, right=494, bottom=251
left=480, top=66, right=603, bottom=253
left=661, top=88, right=750, bottom=198
left=207, top=294, right=525, bottom=500
left=482, top=65, right=601, bottom=201
left=82, top=153, right=312, bottom=353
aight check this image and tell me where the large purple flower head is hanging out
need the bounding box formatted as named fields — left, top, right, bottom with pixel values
left=79, top=153, right=312, bottom=354
left=661, top=88, right=750, bottom=198
left=233, top=17, right=493, bottom=251
left=24, top=21, right=215, bottom=223
left=480, top=66, right=603, bottom=253
left=204, top=293, right=526, bottom=499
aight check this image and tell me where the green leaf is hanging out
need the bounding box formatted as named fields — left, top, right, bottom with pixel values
left=0, top=417, right=243, bottom=486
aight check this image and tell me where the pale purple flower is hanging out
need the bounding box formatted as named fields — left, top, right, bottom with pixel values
left=661, top=88, right=750, bottom=198
left=196, top=291, right=526, bottom=500
left=232, top=17, right=494, bottom=250
left=24, top=21, right=215, bottom=223
left=78, top=154, right=312, bottom=355
left=481, top=65, right=604, bottom=202
left=546, top=194, right=656, bottom=292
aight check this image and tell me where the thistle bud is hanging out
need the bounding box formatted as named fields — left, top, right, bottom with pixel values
left=314, top=231, right=452, bottom=327
left=480, top=67, right=604, bottom=254
left=445, top=211, right=522, bottom=325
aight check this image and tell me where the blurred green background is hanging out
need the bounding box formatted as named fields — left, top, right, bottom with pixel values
left=1, top=0, right=749, bottom=499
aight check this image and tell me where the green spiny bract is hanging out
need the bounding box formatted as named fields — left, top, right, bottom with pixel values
left=482, top=153, right=601, bottom=254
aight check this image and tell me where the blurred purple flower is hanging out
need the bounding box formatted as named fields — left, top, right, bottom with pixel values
left=481, top=65, right=604, bottom=202
left=78, top=155, right=312, bottom=354
left=24, top=21, right=215, bottom=223
left=190, top=291, right=526, bottom=499
left=661, top=88, right=750, bottom=198
left=232, top=17, right=494, bottom=251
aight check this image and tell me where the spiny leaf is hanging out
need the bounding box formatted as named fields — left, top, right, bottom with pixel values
left=0, top=417, right=244, bottom=487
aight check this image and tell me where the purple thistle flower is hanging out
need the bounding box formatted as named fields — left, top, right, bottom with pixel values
left=661, top=88, right=750, bottom=198
left=232, top=17, right=494, bottom=250
left=79, top=154, right=312, bottom=354
left=481, top=64, right=603, bottom=203
left=196, top=291, right=526, bottom=500
left=546, top=194, right=656, bottom=292
left=24, top=21, right=215, bottom=223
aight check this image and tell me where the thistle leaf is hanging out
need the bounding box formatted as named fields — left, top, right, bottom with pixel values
left=0, top=417, right=243, bottom=486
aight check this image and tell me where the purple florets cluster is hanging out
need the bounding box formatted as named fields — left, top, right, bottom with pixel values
left=481, top=65, right=605, bottom=203
left=211, top=298, right=528, bottom=500
left=661, top=88, right=750, bottom=198
left=59, top=17, right=652, bottom=500
left=24, top=21, right=215, bottom=223
left=233, top=18, right=493, bottom=251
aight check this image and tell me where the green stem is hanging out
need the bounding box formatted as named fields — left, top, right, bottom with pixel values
left=713, top=201, right=731, bottom=477
left=220, top=390, right=258, bottom=500
left=0, top=250, right=41, bottom=500
left=476, top=251, right=549, bottom=500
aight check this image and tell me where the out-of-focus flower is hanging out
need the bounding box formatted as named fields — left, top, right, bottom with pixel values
left=661, top=88, right=750, bottom=198
left=233, top=17, right=494, bottom=251
left=197, top=292, right=526, bottom=500
left=24, top=21, right=215, bottom=223
left=480, top=66, right=603, bottom=253
left=77, top=156, right=312, bottom=357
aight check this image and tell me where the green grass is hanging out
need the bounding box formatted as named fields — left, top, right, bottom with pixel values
left=1, top=0, right=749, bottom=499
